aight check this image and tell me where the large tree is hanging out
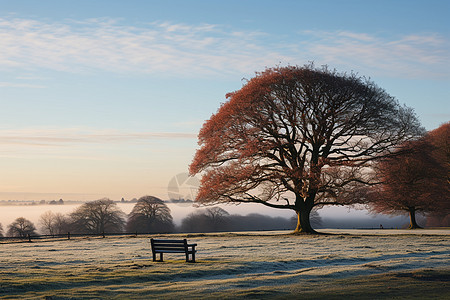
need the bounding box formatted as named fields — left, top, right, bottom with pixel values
left=367, top=123, right=449, bottom=228
left=7, top=217, right=37, bottom=237
left=70, top=198, right=126, bottom=234
left=126, top=196, right=174, bottom=233
left=190, top=65, right=422, bottom=233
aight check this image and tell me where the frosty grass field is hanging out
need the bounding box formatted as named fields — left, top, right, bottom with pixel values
left=1, top=229, right=449, bottom=299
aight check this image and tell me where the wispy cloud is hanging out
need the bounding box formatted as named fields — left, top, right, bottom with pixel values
left=300, top=30, right=450, bottom=79
left=0, top=17, right=291, bottom=77
left=0, top=81, right=46, bottom=88
left=0, top=128, right=197, bottom=147
left=0, top=17, right=448, bottom=79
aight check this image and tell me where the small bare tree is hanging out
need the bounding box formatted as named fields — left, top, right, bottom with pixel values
left=39, top=211, right=69, bottom=236
left=53, top=212, right=70, bottom=234
left=7, top=217, right=37, bottom=237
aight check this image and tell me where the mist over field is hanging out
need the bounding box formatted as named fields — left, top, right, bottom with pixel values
left=0, top=203, right=411, bottom=234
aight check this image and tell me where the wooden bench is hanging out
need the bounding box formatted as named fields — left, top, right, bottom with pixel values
left=150, top=238, right=197, bottom=263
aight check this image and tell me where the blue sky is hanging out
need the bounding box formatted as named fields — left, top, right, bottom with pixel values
left=0, top=0, right=449, bottom=201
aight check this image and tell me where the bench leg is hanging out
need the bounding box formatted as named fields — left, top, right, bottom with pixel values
left=153, top=252, right=164, bottom=262
left=186, top=251, right=195, bottom=263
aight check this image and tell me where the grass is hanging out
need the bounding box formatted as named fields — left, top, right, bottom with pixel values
left=286, top=269, right=450, bottom=299
left=0, top=230, right=449, bottom=299
left=6, top=268, right=449, bottom=299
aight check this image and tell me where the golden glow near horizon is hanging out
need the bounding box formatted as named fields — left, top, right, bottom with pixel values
left=0, top=128, right=198, bottom=201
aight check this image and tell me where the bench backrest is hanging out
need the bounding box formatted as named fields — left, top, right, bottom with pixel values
left=151, top=238, right=188, bottom=252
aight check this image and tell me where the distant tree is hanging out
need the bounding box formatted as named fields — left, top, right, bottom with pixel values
left=0, top=223, right=3, bottom=237
left=203, top=207, right=230, bottom=231
left=39, top=211, right=70, bottom=236
left=180, top=211, right=208, bottom=233
left=424, top=123, right=450, bottom=226
left=7, top=217, right=37, bottom=237
left=53, top=212, right=71, bottom=234
left=40, top=211, right=56, bottom=235
left=126, top=196, right=174, bottom=233
left=427, top=122, right=449, bottom=183
left=190, top=65, right=423, bottom=233
left=367, top=132, right=448, bottom=229
left=426, top=212, right=450, bottom=227
left=181, top=207, right=230, bottom=233
left=228, top=213, right=293, bottom=231
left=69, top=198, right=126, bottom=234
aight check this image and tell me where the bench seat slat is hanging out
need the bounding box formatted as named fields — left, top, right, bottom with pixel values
left=153, top=243, right=189, bottom=246
left=152, top=243, right=186, bottom=247
left=152, top=239, right=187, bottom=243
left=153, top=247, right=190, bottom=251
left=153, top=246, right=186, bottom=250
left=154, top=249, right=195, bottom=253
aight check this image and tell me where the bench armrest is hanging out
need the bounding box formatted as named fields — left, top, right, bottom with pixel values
left=187, top=243, right=197, bottom=252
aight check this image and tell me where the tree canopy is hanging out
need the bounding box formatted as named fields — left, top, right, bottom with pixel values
left=69, top=198, right=126, bottom=234
left=190, top=65, right=423, bottom=233
left=367, top=123, right=449, bottom=228
left=427, top=122, right=449, bottom=185
left=126, top=195, right=174, bottom=233
left=7, top=217, right=37, bottom=237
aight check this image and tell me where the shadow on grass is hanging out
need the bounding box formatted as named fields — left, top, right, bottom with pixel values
left=285, top=269, right=450, bottom=300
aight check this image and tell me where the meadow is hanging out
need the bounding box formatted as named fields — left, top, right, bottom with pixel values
left=0, top=229, right=449, bottom=299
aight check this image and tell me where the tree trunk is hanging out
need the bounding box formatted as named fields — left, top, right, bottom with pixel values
left=408, top=207, right=422, bottom=229
left=293, top=208, right=318, bottom=234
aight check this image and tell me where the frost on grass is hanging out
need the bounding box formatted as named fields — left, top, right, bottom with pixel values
left=0, top=230, right=449, bottom=299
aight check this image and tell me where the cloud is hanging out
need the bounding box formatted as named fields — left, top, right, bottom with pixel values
left=300, top=30, right=450, bottom=79
left=0, top=17, right=448, bottom=79
left=0, top=128, right=197, bottom=147
left=0, top=17, right=292, bottom=77
left=0, top=81, right=46, bottom=88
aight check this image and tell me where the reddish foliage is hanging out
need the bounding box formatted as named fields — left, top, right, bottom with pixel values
left=427, top=122, right=450, bottom=183
left=190, top=65, right=422, bottom=233
left=368, top=123, right=449, bottom=227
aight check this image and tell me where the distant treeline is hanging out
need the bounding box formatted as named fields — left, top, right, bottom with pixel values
left=0, top=196, right=314, bottom=238
left=0, top=196, right=447, bottom=238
